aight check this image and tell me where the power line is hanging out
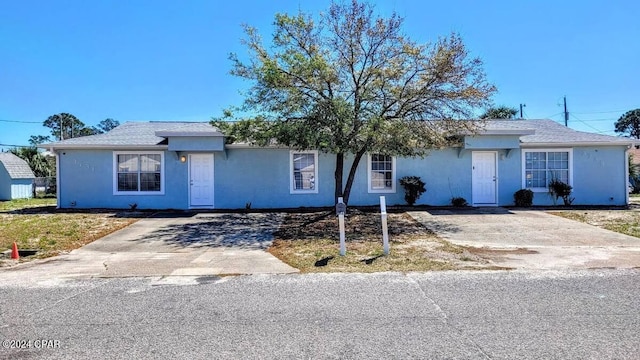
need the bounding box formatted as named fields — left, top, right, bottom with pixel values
left=0, top=119, right=42, bottom=124
left=570, top=113, right=610, bottom=134
left=572, top=109, right=628, bottom=115
left=0, top=143, right=33, bottom=148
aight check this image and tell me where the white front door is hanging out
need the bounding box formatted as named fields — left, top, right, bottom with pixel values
left=189, top=154, right=214, bottom=208
left=472, top=152, right=497, bottom=205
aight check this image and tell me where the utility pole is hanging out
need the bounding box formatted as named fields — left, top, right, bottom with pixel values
left=519, top=104, right=526, bottom=119
left=563, top=96, right=569, bottom=126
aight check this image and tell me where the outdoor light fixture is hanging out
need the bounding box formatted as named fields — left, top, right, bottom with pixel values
left=180, top=155, right=187, bottom=163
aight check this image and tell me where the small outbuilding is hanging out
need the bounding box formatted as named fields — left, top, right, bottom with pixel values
left=0, top=152, right=36, bottom=200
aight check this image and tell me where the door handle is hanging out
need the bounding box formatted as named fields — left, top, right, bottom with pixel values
left=190, top=181, right=194, bottom=185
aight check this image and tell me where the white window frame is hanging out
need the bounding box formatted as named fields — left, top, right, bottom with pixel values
left=521, top=148, right=573, bottom=192
left=113, top=151, right=165, bottom=195
left=367, top=153, right=396, bottom=193
left=290, top=150, right=319, bottom=194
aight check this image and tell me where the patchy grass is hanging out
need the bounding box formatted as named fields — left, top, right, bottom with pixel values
left=0, top=200, right=142, bottom=262
left=551, top=210, right=640, bottom=238
left=0, top=198, right=56, bottom=211
left=268, top=209, right=494, bottom=272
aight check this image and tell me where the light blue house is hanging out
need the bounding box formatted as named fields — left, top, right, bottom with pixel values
left=41, top=119, right=634, bottom=209
left=0, top=152, right=35, bottom=200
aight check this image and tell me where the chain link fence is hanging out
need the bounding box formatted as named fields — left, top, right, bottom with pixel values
left=33, top=177, right=56, bottom=197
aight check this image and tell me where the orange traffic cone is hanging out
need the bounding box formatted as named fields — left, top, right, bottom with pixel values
left=11, top=242, right=19, bottom=260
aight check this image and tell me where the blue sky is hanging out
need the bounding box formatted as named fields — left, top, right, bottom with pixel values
left=1, top=0, right=638, bottom=150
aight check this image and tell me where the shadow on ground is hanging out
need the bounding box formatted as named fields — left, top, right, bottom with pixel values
left=137, top=213, right=284, bottom=250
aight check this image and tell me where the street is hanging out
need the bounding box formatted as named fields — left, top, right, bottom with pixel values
left=0, top=270, right=638, bottom=359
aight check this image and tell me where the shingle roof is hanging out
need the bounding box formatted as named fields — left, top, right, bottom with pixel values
left=483, top=119, right=633, bottom=145
left=0, top=153, right=35, bottom=179
left=42, top=122, right=221, bottom=148
left=40, top=119, right=632, bottom=149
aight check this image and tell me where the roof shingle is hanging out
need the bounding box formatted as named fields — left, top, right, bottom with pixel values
left=43, top=122, right=220, bottom=148
left=0, top=153, right=35, bottom=179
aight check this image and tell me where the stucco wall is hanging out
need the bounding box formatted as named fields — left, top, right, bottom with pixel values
left=56, top=145, right=629, bottom=209
left=525, top=146, right=628, bottom=206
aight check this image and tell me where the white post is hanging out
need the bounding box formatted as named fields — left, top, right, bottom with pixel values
left=337, top=197, right=346, bottom=256
left=380, top=196, right=389, bottom=255
left=339, top=213, right=346, bottom=256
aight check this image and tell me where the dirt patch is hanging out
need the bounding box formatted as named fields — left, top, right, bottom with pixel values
left=269, top=209, right=498, bottom=272
left=550, top=208, right=640, bottom=238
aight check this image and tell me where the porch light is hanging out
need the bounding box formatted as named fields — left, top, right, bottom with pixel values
left=180, top=155, right=187, bottom=163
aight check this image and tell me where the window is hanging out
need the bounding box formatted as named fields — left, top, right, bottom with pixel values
left=113, top=152, right=164, bottom=195
left=368, top=154, right=396, bottom=193
left=290, top=151, right=318, bottom=194
left=523, top=149, right=572, bottom=191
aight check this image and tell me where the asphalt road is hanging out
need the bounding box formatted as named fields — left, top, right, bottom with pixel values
left=0, top=270, right=638, bottom=359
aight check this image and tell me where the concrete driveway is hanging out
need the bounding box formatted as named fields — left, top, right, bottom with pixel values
left=0, top=213, right=298, bottom=284
left=409, top=208, right=640, bottom=269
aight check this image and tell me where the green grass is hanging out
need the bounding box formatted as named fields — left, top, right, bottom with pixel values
left=552, top=210, right=640, bottom=239
left=602, top=220, right=640, bottom=238
left=0, top=199, right=142, bottom=260
left=0, top=198, right=56, bottom=211
left=0, top=213, right=139, bottom=258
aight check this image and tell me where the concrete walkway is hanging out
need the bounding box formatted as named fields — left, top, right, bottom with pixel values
left=0, top=213, right=298, bottom=284
left=409, top=208, right=640, bottom=270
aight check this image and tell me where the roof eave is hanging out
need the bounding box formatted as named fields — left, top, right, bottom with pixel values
left=154, top=131, right=224, bottom=137
left=39, top=144, right=170, bottom=150
left=522, top=141, right=634, bottom=147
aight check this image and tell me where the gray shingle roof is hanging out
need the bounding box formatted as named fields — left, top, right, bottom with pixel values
left=0, top=153, right=35, bottom=179
left=40, top=119, right=631, bottom=149
left=483, top=119, right=633, bottom=145
left=42, top=122, right=221, bottom=148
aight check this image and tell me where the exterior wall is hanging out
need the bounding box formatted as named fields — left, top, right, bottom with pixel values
left=168, top=137, right=224, bottom=151
left=0, top=166, right=11, bottom=200
left=526, top=146, right=628, bottom=206
left=58, top=149, right=189, bottom=209
left=10, top=179, right=33, bottom=199
left=0, top=166, right=32, bottom=200
left=56, top=144, right=629, bottom=209
left=464, top=135, right=521, bottom=150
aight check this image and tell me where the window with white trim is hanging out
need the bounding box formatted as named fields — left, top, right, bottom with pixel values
left=368, top=154, right=396, bottom=193
left=290, top=151, right=318, bottom=193
left=523, top=149, right=572, bottom=191
left=114, top=152, right=164, bottom=195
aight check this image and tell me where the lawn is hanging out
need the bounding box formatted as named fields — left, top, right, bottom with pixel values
left=268, top=209, right=496, bottom=272
left=0, top=198, right=142, bottom=263
left=551, top=209, right=640, bottom=238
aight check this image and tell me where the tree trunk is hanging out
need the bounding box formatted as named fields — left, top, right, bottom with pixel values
left=342, top=149, right=367, bottom=205
left=334, top=153, right=344, bottom=204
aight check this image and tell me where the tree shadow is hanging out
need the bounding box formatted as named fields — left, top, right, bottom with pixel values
left=360, top=255, right=383, bottom=264
left=135, top=213, right=285, bottom=250
left=314, top=256, right=335, bottom=267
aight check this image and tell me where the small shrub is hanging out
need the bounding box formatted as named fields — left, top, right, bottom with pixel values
left=548, top=179, right=574, bottom=206
left=451, top=197, right=468, bottom=207
left=399, top=176, right=426, bottom=206
left=514, top=189, right=534, bottom=207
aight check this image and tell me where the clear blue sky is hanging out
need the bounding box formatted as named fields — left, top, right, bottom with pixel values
left=1, top=0, right=638, bottom=150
